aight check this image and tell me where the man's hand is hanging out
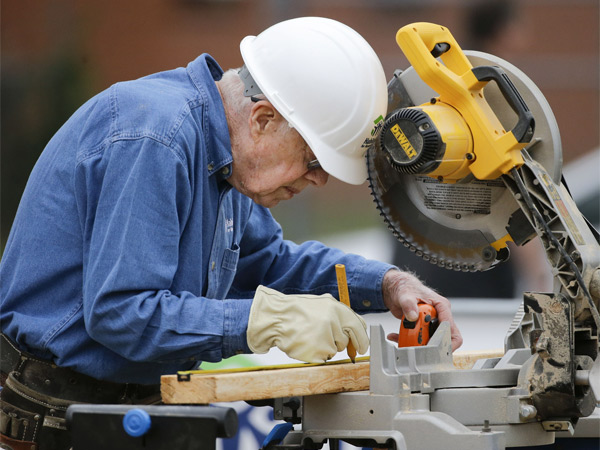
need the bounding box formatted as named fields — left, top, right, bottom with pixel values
left=382, top=269, right=463, bottom=351
left=247, top=285, right=370, bottom=362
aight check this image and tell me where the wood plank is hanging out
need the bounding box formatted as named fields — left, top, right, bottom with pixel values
left=161, top=350, right=505, bottom=404
left=161, top=360, right=370, bottom=404
left=452, top=349, right=504, bottom=370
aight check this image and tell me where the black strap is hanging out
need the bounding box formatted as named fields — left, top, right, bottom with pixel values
left=0, top=334, right=160, bottom=404
left=0, top=334, right=28, bottom=376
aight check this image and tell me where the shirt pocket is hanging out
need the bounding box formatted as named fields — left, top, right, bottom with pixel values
left=218, top=243, right=240, bottom=297
left=222, top=243, right=240, bottom=271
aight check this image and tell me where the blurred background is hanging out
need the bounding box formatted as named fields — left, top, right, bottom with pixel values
left=2, top=1, right=599, bottom=448
left=2, top=0, right=598, bottom=250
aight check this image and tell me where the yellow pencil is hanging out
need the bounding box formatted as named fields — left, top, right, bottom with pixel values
left=335, top=263, right=356, bottom=363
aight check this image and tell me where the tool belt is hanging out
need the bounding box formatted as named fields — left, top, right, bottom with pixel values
left=0, top=334, right=160, bottom=450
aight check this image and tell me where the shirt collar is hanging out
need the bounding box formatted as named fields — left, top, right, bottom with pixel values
left=187, top=54, right=233, bottom=181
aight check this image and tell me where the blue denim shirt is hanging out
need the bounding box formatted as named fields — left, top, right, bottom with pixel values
left=0, top=54, right=392, bottom=384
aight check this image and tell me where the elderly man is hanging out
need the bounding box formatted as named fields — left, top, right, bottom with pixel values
left=0, top=17, right=461, bottom=450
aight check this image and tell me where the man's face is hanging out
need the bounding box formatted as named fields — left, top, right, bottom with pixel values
left=229, top=102, right=329, bottom=208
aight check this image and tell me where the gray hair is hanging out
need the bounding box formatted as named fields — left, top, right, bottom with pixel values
left=219, top=69, right=254, bottom=115
left=220, top=68, right=295, bottom=135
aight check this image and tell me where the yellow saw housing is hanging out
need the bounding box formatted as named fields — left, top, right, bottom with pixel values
left=387, top=22, right=535, bottom=182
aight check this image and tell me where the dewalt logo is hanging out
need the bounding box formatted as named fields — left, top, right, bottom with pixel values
left=390, top=124, right=417, bottom=160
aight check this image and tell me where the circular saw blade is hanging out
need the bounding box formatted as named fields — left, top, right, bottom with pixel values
left=368, top=51, right=562, bottom=271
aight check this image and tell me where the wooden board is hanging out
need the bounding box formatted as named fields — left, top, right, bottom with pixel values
left=452, top=349, right=504, bottom=369
left=161, top=349, right=504, bottom=404
left=161, top=359, right=370, bottom=404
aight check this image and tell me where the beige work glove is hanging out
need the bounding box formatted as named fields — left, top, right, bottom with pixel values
left=247, top=285, right=369, bottom=363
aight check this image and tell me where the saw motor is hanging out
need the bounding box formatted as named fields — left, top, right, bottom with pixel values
left=378, top=24, right=535, bottom=183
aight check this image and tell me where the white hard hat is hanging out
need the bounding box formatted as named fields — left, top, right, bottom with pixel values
left=240, top=17, right=388, bottom=185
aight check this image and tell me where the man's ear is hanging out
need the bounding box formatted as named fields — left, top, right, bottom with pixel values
left=249, top=101, right=281, bottom=136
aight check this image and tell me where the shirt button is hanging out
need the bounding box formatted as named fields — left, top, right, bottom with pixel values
left=211, top=261, right=216, bottom=271
left=207, top=163, right=214, bottom=171
left=221, top=166, right=230, bottom=175
left=362, top=300, right=372, bottom=307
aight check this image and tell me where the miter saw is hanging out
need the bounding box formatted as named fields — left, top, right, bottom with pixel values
left=268, top=22, right=600, bottom=450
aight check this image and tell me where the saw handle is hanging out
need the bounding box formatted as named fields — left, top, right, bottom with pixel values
left=471, top=65, right=535, bottom=143
left=396, top=22, right=473, bottom=91
left=397, top=302, right=439, bottom=347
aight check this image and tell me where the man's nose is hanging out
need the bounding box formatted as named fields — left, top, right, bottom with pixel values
left=305, top=168, right=329, bottom=187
